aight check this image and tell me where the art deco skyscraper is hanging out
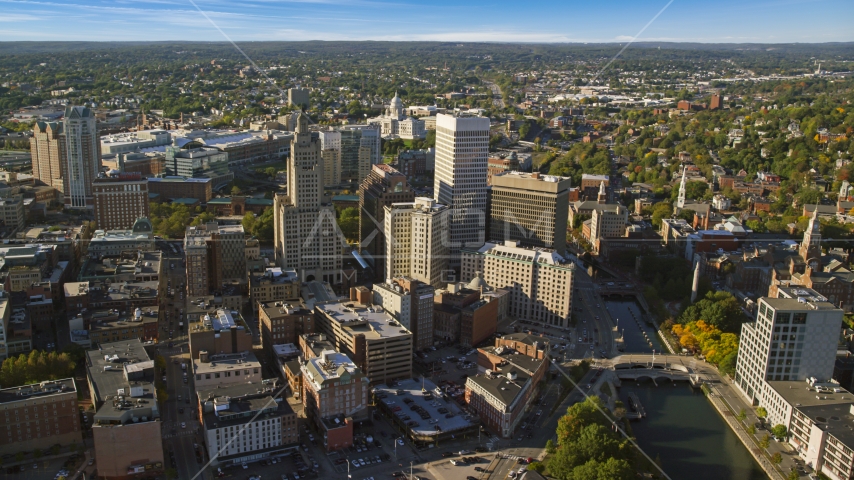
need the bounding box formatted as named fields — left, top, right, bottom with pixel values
left=62, top=106, right=101, bottom=209
left=274, top=113, right=343, bottom=284
left=433, top=114, right=490, bottom=265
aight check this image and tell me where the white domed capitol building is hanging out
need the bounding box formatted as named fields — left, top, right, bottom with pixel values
left=368, top=92, right=427, bottom=140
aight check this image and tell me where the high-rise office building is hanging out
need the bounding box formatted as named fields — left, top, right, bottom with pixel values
left=372, top=278, right=435, bottom=351
left=92, top=174, right=150, bottom=230
left=185, top=223, right=247, bottom=297
left=288, top=88, right=310, bottom=109
left=384, top=197, right=450, bottom=288
left=488, top=172, right=571, bottom=255
left=358, top=164, right=415, bottom=279
left=433, top=114, right=490, bottom=264
left=62, top=106, right=101, bottom=209
left=30, top=121, right=66, bottom=193
left=274, top=113, right=343, bottom=284
left=339, top=126, right=380, bottom=184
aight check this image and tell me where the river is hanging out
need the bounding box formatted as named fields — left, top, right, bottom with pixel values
left=621, top=383, right=767, bottom=480
left=603, top=299, right=766, bottom=479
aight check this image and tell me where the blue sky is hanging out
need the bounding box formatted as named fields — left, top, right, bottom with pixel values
left=0, top=0, right=851, bottom=43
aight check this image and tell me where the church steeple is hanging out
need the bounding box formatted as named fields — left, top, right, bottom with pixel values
left=800, top=208, right=822, bottom=269
left=597, top=181, right=607, bottom=204
left=676, top=166, right=687, bottom=209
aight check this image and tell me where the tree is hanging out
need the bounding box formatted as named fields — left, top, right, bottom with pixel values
left=337, top=207, right=359, bottom=243
left=165, top=468, right=178, bottom=480
left=231, top=185, right=242, bottom=195
left=737, top=408, right=746, bottom=422
left=788, top=469, right=801, bottom=480
left=527, top=462, right=545, bottom=473
left=771, top=452, right=782, bottom=465
left=771, top=424, right=788, bottom=439
left=545, top=439, right=556, bottom=454
left=747, top=424, right=756, bottom=435
left=679, top=291, right=746, bottom=332
left=651, top=201, right=673, bottom=227
left=756, top=407, right=767, bottom=420
left=759, top=434, right=771, bottom=449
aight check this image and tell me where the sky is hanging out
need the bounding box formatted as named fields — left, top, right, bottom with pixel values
left=0, top=0, right=852, bottom=43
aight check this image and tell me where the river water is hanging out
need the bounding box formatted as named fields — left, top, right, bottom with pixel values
left=605, top=300, right=766, bottom=480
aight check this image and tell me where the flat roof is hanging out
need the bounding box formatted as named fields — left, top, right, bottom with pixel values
left=316, top=301, right=412, bottom=340
left=86, top=339, right=154, bottom=405
left=193, top=351, right=261, bottom=376
left=761, top=297, right=840, bottom=311
left=374, top=377, right=476, bottom=436
left=0, top=379, right=76, bottom=405
left=199, top=382, right=294, bottom=429
left=302, top=350, right=365, bottom=387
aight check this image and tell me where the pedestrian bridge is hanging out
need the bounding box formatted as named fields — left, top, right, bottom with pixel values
left=608, top=355, right=702, bottom=386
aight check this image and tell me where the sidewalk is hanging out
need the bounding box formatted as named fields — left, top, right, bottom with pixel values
left=706, top=373, right=811, bottom=479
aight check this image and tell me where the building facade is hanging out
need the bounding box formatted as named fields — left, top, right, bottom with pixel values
left=433, top=114, right=490, bottom=264
left=461, top=241, right=575, bottom=328
left=63, top=106, right=102, bottom=209
left=488, top=172, right=570, bottom=255
left=384, top=197, right=450, bottom=288
left=358, top=164, right=415, bottom=280
left=93, top=175, right=150, bottom=231
left=372, top=278, right=435, bottom=351
left=30, top=121, right=66, bottom=194
left=258, top=301, right=314, bottom=348
left=274, top=113, right=343, bottom=284
left=0, top=379, right=81, bottom=457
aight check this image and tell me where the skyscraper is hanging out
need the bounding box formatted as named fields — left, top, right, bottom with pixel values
left=488, top=172, right=571, bottom=255
left=30, top=121, right=66, bottom=194
left=384, top=197, right=450, bottom=288
left=339, top=125, right=380, bottom=184
left=358, top=164, right=415, bottom=279
left=433, top=114, right=490, bottom=264
left=274, top=113, right=343, bottom=284
left=62, top=106, right=101, bottom=209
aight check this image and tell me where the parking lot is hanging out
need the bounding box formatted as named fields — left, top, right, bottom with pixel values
left=215, top=450, right=318, bottom=480
left=428, top=453, right=498, bottom=480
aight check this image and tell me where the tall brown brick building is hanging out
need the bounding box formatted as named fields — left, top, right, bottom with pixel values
left=0, top=379, right=81, bottom=456
left=93, top=174, right=150, bottom=230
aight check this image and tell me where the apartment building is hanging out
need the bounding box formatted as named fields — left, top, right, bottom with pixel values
left=185, top=223, right=246, bottom=297
left=300, top=350, right=370, bottom=451
left=30, top=120, right=66, bottom=193
left=489, top=171, right=571, bottom=255
left=358, top=164, right=415, bottom=279
left=192, top=350, right=262, bottom=389
left=313, top=293, right=413, bottom=385
left=590, top=205, right=628, bottom=253
left=465, top=337, right=548, bottom=438
left=735, top=294, right=843, bottom=416
left=0, top=196, right=26, bottom=234
left=258, top=300, right=314, bottom=348
left=461, top=241, right=575, bottom=328
left=384, top=197, right=450, bottom=288
left=0, top=379, right=81, bottom=457
left=63, top=106, right=102, bottom=209
left=433, top=114, right=490, bottom=263
left=186, top=304, right=254, bottom=359
left=372, top=278, right=435, bottom=351
left=92, top=174, right=150, bottom=230
left=200, top=383, right=298, bottom=466
left=249, top=267, right=300, bottom=303
left=86, top=340, right=163, bottom=480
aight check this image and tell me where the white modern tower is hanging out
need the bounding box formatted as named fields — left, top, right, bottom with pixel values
left=433, top=113, right=490, bottom=265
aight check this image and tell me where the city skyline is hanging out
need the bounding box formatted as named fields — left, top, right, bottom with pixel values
left=0, top=0, right=852, bottom=43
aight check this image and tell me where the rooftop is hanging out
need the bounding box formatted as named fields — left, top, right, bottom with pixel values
left=199, top=382, right=294, bottom=429
left=316, top=301, right=412, bottom=340
left=466, top=240, right=575, bottom=269
left=193, top=351, right=261, bottom=376
left=761, top=296, right=841, bottom=312
left=302, top=350, right=365, bottom=388
left=0, top=378, right=76, bottom=405
left=374, top=377, right=476, bottom=436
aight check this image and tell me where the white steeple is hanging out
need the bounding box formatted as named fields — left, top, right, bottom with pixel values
left=677, top=166, right=687, bottom=209
left=690, top=260, right=701, bottom=303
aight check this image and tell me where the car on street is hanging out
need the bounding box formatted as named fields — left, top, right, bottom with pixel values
left=181, top=422, right=186, bottom=428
